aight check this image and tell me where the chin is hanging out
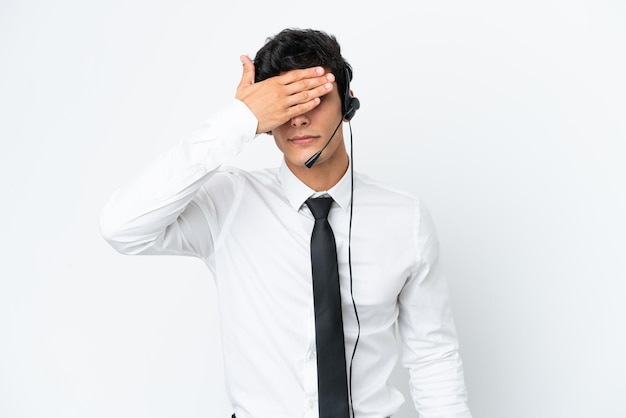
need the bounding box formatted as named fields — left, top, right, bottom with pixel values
left=286, top=157, right=313, bottom=169
left=283, top=150, right=316, bottom=167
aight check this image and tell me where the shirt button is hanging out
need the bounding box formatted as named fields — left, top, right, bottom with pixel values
left=308, top=400, right=315, bottom=409
left=308, top=350, right=316, bottom=361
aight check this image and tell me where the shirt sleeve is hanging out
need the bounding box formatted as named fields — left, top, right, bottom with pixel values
left=397, top=199, right=472, bottom=418
left=99, top=98, right=258, bottom=263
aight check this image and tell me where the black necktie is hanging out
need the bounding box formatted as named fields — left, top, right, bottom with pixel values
left=305, top=197, right=350, bottom=418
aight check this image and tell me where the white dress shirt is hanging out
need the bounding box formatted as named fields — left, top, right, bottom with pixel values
left=100, top=99, right=472, bottom=418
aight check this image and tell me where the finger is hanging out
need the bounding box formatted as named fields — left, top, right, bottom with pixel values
left=284, top=97, right=322, bottom=120
left=278, top=66, right=326, bottom=85
left=284, top=72, right=334, bottom=97
left=239, top=55, right=255, bottom=86
left=286, top=81, right=334, bottom=107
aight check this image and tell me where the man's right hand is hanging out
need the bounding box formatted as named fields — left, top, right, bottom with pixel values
left=235, top=55, right=335, bottom=134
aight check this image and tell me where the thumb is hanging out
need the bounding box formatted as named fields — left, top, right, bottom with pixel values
left=239, top=55, right=255, bottom=86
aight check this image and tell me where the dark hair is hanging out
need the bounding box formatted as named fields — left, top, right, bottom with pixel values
left=253, top=28, right=353, bottom=113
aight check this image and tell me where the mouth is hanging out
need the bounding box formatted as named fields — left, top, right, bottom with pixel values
left=289, top=135, right=320, bottom=145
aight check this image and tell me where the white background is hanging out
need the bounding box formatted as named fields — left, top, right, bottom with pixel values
left=1, top=1, right=625, bottom=417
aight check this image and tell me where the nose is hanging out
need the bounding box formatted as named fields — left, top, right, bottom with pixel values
left=290, top=113, right=310, bottom=127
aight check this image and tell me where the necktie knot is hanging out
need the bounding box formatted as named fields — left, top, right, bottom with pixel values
left=306, top=197, right=333, bottom=221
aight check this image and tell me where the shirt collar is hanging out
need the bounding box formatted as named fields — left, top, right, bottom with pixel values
left=279, top=159, right=352, bottom=213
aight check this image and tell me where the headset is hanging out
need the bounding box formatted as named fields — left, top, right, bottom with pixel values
left=304, top=66, right=360, bottom=168
left=305, top=65, right=361, bottom=416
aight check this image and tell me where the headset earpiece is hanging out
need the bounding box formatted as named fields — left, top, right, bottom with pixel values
left=342, top=67, right=360, bottom=121
left=344, top=96, right=360, bottom=121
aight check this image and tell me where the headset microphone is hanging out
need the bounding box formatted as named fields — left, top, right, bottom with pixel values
left=304, top=117, right=343, bottom=168
left=304, top=67, right=360, bottom=169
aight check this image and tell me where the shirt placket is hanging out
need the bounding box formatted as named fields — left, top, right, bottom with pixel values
left=303, top=302, right=319, bottom=418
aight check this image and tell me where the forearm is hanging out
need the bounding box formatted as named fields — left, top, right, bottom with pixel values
left=99, top=99, right=257, bottom=256
left=399, top=271, right=471, bottom=417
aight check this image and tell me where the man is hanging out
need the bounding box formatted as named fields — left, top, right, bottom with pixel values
left=100, top=28, right=472, bottom=418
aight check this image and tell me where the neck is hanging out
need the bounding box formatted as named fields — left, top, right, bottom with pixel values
left=287, top=149, right=349, bottom=192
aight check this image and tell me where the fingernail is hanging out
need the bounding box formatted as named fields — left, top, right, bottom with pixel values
left=316, top=67, right=324, bottom=75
